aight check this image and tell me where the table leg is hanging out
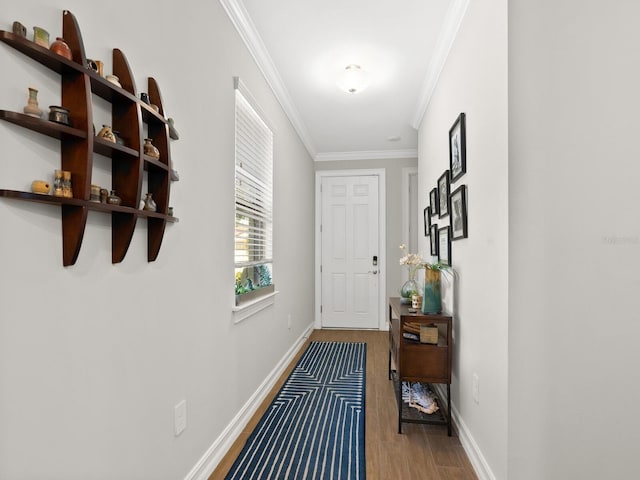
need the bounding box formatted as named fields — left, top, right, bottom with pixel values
left=447, top=383, right=452, bottom=436
left=398, top=379, right=403, bottom=434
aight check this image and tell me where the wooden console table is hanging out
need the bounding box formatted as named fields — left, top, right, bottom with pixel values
left=388, top=297, right=452, bottom=435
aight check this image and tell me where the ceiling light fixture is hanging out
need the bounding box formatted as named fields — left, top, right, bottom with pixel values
left=337, top=64, right=370, bottom=94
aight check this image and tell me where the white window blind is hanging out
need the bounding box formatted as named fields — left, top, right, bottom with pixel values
left=234, top=81, right=274, bottom=304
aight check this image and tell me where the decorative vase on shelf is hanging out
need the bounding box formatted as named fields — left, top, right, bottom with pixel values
left=23, top=87, right=42, bottom=118
left=422, top=269, right=442, bottom=314
left=32, top=26, right=49, bottom=47
left=50, top=37, right=72, bottom=60
left=143, top=138, right=160, bottom=159
left=97, top=124, right=116, bottom=143
left=143, top=193, right=157, bottom=212
left=107, top=191, right=121, bottom=206
left=400, top=268, right=420, bottom=304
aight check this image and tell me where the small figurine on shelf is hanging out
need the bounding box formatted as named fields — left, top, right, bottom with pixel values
left=143, top=193, right=157, bottom=212
left=86, top=59, right=104, bottom=76
left=168, top=118, right=180, bottom=140
left=53, top=169, right=64, bottom=197
left=23, top=87, right=43, bottom=118
left=100, top=188, right=109, bottom=203
left=143, top=138, right=160, bottom=159
left=62, top=171, right=72, bottom=198
left=12, top=21, right=27, bottom=38
left=31, top=180, right=50, bottom=195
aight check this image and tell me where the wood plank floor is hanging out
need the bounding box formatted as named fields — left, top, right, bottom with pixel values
left=210, top=329, right=478, bottom=480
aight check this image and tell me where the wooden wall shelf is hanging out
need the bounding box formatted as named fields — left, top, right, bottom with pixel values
left=0, top=10, right=178, bottom=266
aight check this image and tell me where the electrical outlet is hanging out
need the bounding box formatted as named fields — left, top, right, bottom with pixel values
left=287, top=314, right=292, bottom=329
left=472, top=374, right=480, bottom=404
left=174, top=399, right=187, bottom=436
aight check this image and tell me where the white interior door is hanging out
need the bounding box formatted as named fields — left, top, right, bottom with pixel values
left=320, top=175, right=379, bottom=329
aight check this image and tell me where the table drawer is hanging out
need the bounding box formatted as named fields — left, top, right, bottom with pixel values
left=401, top=345, right=449, bottom=382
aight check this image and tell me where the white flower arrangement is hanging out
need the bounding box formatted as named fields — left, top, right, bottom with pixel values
left=399, top=244, right=423, bottom=277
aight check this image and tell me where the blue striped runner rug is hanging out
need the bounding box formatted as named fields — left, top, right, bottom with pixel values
left=225, top=341, right=366, bottom=480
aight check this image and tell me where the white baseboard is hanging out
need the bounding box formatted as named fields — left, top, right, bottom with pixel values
left=183, top=323, right=314, bottom=480
left=432, top=384, right=496, bottom=480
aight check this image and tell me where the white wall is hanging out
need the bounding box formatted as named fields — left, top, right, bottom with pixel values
left=508, top=1, right=640, bottom=478
left=0, top=2, right=314, bottom=479
left=417, top=0, right=508, bottom=478
left=315, top=157, right=418, bottom=308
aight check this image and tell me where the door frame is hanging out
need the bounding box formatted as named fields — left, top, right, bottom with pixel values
left=401, top=166, right=419, bottom=283
left=315, top=169, right=387, bottom=330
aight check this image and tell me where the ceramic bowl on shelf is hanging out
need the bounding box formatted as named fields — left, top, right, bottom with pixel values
left=48, top=106, right=70, bottom=125
left=105, top=74, right=121, bottom=88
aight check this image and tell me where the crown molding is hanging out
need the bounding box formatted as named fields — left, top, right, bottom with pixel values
left=220, top=0, right=317, bottom=158
left=410, top=0, right=470, bottom=129
left=314, top=149, right=418, bottom=162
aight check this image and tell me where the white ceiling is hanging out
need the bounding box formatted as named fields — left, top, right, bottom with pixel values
left=221, top=0, right=468, bottom=161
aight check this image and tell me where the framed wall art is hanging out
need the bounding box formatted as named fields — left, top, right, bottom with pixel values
left=430, top=224, right=438, bottom=256
left=450, top=184, right=468, bottom=240
left=449, top=112, right=466, bottom=182
left=430, top=188, right=438, bottom=216
left=438, top=226, right=451, bottom=266
left=424, top=207, right=431, bottom=236
left=438, top=170, right=450, bottom=218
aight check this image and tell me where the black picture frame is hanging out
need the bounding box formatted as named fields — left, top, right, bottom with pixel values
left=430, top=224, right=438, bottom=256
left=429, top=188, right=438, bottom=216
left=450, top=184, right=468, bottom=240
left=449, top=112, right=466, bottom=182
left=438, top=170, right=450, bottom=219
left=423, top=207, right=431, bottom=236
left=438, top=226, right=451, bottom=266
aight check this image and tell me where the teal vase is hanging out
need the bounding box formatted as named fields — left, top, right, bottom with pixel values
left=422, top=269, right=442, bottom=314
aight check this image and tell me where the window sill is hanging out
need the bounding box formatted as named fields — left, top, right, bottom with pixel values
left=232, top=290, right=279, bottom=324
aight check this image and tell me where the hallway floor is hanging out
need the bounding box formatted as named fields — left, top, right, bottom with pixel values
left=211, top=329, right=478, bottom=480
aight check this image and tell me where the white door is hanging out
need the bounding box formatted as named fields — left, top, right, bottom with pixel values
left=320, top=175, right=379, bottom=329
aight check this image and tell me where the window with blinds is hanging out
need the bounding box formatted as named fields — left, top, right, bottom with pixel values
left=234, top=81, right=274, bottom=305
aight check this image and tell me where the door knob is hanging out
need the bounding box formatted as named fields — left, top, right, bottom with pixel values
left=368, top=270, right=378, bottom=275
